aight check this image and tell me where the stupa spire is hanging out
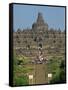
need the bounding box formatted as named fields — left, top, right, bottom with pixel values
left=37, top=12, right=44, bottom=24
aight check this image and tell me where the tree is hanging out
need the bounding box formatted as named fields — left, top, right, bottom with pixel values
left=50, top=60, right=66, bottom=84
left=14, top=75, right=28, bottom=86
left=13, top=52, right=29, bottom=86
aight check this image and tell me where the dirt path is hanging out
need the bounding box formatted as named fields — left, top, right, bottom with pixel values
left=35, top=64, right=48, bottom=84
left=26, top=64, right=48, bottom=84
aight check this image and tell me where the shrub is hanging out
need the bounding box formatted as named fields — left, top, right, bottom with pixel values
left=14, top=75, right=29, bottom=86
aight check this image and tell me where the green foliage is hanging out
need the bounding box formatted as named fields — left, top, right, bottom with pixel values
left=14, top=75, right=29, bottom=86
left=47, top=56, right=66, bottom=84
left=47, top=57, right=60, bottom=73
left=14, top=65, right=34, bottom=74
left=50, top=59, right=66, bottom=84
left=13, top=52, right=34, bottom=86
left=17, top=55, right=31, bottom=65
left=13, top=52, right=29, bottom=85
